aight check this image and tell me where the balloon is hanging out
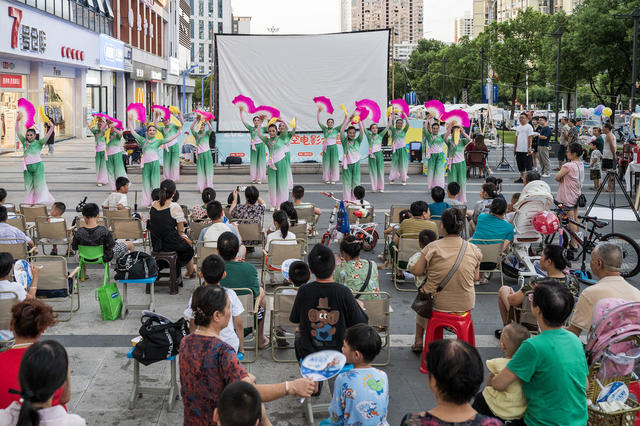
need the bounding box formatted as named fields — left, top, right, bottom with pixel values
left=602, top=107, right=613, bottom=117
left=576, top=109, right=582, bottom=117
left=532, top=211, right=560, bottom=235
left=594, top=109, right=602, bottom=117
left=581, top=108, right=589, bottom=116
left=595, top=105, right=605, bottom=114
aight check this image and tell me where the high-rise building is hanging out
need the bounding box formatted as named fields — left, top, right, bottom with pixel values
left=393, top=41, right=417, bottom=62
left=232, top=15, right=251, bottom=34
left=454, top=11, right=473, bottom=43
left=472, top=0, right=493, bottom=38
left=190, top=0, right=232, bottom=75
left=351, top=0, right=424, bottom=44
left=340, top=0, right=352, bottom=32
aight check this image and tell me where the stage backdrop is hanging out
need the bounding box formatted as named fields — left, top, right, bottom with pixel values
left=215, top=30, right=390, bottom=132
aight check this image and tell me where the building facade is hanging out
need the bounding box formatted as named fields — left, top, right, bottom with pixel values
left=232, top=15, right=251, bottom=34
left=351, top=0, right=423, bottom=44
left=454, top=11, right=473, bottom=42
left=190, top=0, right=231, bottom=75
left=393, top=41, right=417, bottom=62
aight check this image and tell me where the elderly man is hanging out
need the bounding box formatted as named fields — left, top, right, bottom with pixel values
left=568, top=243, right=640, bottom=336
left=0, top=206, right=34, bottom=250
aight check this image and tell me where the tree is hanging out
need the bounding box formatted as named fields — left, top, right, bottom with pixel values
left=404, top=38, right=447, bottom=101
left=193, top=75, right=214, bottom=109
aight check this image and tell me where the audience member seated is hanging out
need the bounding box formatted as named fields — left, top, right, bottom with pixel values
left=265, top=210, right=296, bottom=252
left=406, top=230, right=438, bottom=352
left=485, top=177, right=505, bottom=200
left=568, top=242, right=640, bottom=336
left=286, top=260, right=310, bottom=289
left=0, top=299, right=61, bottom=409
left=446, top=182, right=465, bottom=208
left=383, top=209, right=410, bottom=238
left=292, top=185, right=321, bottom=221
left=49, top=202, right=72, bottom=256
left=505, top=193, right=520, bottom=223
left=393, top=201, right=439, bottom=252
left=179, top=285, right=314, bottom=424
left=102, top=176, right=130, bottom=211
left=290, top=244, right=368, bottom=362
left=147, top=180, right=196, bottom=278
left=0, top=253, right=39, bottom=343
left=72, top=203, right=134, bottom=264
left=409, top=209, right=482, bottom=351
left=230, top=186, right=266, bottom=226
left=400, top=339, right=501, bottom=425
left=214, top=381, right=265, bottom=426
left=0, top=188, right=10, bottom=211
left=217, top=232, right=268, bottom=349
left=497, top=244, right=579, bottom=335
left=472, top=324, right=529, bottom=425
left=190, top=187, right=216, bottom=224
left=428, top=187, right=449, bottom=220
left=202, top=201, right=244, bottom=254
left=335, top=235, right=380, bottom=299
left=184, top=254, right=244, bottom=354
left=0, top=206, right=34, bottom=250
left=471, top=198, right=514, bottom=271
left=267, top=201, right=304, bottom=233
left=467, top=182, right=498, bottom=235
left=352, top=185, right=371, bottom=209
left=0, top=340, right=86, bottom=425
left=488, top=279, right=588, bottom=426
left=327, top=324, right=389, bottom=425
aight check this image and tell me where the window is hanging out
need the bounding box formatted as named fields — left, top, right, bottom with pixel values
left=46, top=0, right=54, bottom=15
left=208, top=0, right=213, bottom=14
left=88, top=9, right=95, bottom=30
left=190, top=20, right=194, bottom=39
left=217, top=0, right=222, bottom=18
left=199, top=44, right=204, bottom=62
left=208, top=21, right=213, bottom=38
left=68, top=0, right=75, bottom=22
left=199, top=20, right=204, bottom=38
left=191, top=43, right=195, bottom=61
left=218, top=21, right=222, bottom=33
left=198, top=0, right=203, bottom=15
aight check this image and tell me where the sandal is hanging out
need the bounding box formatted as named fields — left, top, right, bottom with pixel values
left=184, top=271, right=197, bottom=279
left=410, top=344, right=423, bottom=353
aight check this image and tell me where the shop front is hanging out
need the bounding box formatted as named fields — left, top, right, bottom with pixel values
left=128, top=61, right=164, bottom=117
left=0, top=58, right=29, bottom=150
left=87, top=35, right=125, bottom=120
left=42, top=65, right=76, bottom=139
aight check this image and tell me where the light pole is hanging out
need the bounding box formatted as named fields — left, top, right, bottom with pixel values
left=480, top=46, right=484, bottom=103
left=201, top=71, right=213, bottom=110
left=182, top=64, right=198, bottom=114
left=615, top=7, right=639, bottom=113
left=544, top=27, right=563, bottom=142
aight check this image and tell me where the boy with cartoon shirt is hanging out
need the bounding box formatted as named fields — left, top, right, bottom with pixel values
left=290, top=244, right=368, bottom=361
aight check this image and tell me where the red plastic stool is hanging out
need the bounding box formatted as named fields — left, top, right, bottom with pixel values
left=420, top=311, right=476, bottom=374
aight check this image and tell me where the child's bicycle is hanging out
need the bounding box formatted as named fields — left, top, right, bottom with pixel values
left=319, top=192, right=379, bottom=251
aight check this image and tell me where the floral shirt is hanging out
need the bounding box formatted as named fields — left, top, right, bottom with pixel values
left=401, top=412, right=503, bottom=426
left=328, top=368, right=389, bottom=426
left=521, top=275, right=580, bottom=298
left=231, top=203, right=265, bottom=245
left=335, top=259, right=380, bottom=299
left=179, top=334, right=247, bottom=426
left=190, top=204, right=211, bottom=224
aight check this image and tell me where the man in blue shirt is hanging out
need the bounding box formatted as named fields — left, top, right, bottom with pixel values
left=471, top=198, right=514, bottom=270
left=537, top=117, right=552, bottom=177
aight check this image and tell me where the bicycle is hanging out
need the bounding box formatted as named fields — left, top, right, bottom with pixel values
left=544, top=201, right=640, bottom=281
left=318, top=192, right=379, bottom=251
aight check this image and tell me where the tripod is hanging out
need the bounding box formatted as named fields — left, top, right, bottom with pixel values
left=584, top=170, right=640, bottom=233
left=495, top=126, right=514, bottom=171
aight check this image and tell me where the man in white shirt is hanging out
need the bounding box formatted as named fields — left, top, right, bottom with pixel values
left=514, top=113, right=533, bottom=183
left=201, top=201, right=245, bottom=260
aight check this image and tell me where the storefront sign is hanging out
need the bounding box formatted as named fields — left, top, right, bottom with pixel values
left=1, top=0, right=99, bottom=67
left=168, top=57, right=179, bottom=75
left=123, top=45, right=133, bottom=72
left=0, top=73, right=21, bottom=88
left=130, top=61, right=163, bottom=81
left=98, top=35, right=124, bottom=70
left=43, top=64, right=75, bottom=79
left=1, top=59, right=29, bottom=74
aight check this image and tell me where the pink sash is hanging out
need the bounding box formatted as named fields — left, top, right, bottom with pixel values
left=141, top=150, right=159, bottom=165
left=250, top=136, right=262, bottom=151
left=267, top=150, right=286, bottom=170
left=106, top=146, right=122, bottom=156
left=369, top=144, right=382, bottom=158
left=343, top=151, right=360, bottom=169
left=323, top=136, right=337, bottom=152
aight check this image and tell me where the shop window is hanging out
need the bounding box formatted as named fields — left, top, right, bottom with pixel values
left=46, top=0, right=54, bottom=15
left=63, top=0, right=70, bottom=20
left=43, top=77, right=74, bottom=139
left=26, top=0, right=36, bottom=8
left=54, top=0, right=62, bottom=16
left=199, top=20, right=204, bottom=39
left=218, top=0, right=222, bottom=18
left=89, top=9, right=95, bottom=30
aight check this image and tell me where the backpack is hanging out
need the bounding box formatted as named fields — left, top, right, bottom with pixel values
left=131, top=311, right=189, bottom=365
left=222, top=156, right=242, bottom=166
left=114, top=251, right=159, bottom=280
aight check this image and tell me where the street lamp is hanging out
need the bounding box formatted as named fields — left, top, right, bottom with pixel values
left=182, top=64, right=198, bottom=114
left=201, top=71, right=213, bottom=110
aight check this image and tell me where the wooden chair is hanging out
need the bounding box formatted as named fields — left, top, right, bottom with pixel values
left=0, top=291, right=18, bottom=350
left=261, top=240, right=304, bottom=289
left=0, top=239, right=32, bottom=260
left=233, top=287, right=260, bottom=363
left=470, top=239, right=505, bottom=293
left=19, top=204, right=48, bottom=224
left=34, top=217, right=71, bottom=256
left=110, top=218, right=148, bottom=251
left=390, top=233, right=420, bottom=292
left=355, top=291, right=392, bottom=366
left=30, top=256, right=80, bottom=322
left=270, top=287, right=298, bottom=362
left=194, top=241, right=219, bottom=287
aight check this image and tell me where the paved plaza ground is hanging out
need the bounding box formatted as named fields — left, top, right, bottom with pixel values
left=1, top=139, right=639, bottom=425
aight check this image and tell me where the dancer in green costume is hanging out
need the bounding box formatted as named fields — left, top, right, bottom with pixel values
left=340, top=116, right=365, bottom=201
left=16, top=112, right=55, bottom=204
left=155, top=110, right=183, bottom=182
left=317, top=110, right=347, bottom=184
left=191, top=119, right=215, bottom=192
left=105, top=120, right=128, bottom=191
left=364, top=122, right=388, bottom=192
left=88, top=117, right=109, bottom=186
left=257, top=118, right=294, bottom=209
left=389, top=112, right=409, bottom=185
left=240, top=110, right=267, bottom=183
left=423, top=119, right=446, bottom=190
left=278, top=121, right=294, bottom=190
left=444, top=123, right=471, bottom=203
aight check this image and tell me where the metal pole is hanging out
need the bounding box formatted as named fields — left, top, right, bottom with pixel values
left=480, top=46, right=484, bottom=102
left=425, top=60, right=429, bottom=100
left=201, top=71, right=212, bottom=109
left=632, top=6, right=639, bottom=112
left=182, top=64, right=198, bottom=114
left=391, top=29, right=395, bottom=99
left=555, top=27, right=562, bottom=142
left=442, top=56, right=446, bottom=101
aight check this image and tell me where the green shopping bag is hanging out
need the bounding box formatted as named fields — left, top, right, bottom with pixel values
left=96, top=282, right=122, bottom=321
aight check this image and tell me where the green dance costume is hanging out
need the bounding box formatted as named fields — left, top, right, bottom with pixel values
left=244, top=122, right=268, bottom=182
left=132, top=132, right=168, bottom=206
left=341, top=128, right=364, bottom=202
left=159, top=122, right=182, bottom=182
left=445, top=134, right=470, bottom=203
left=90, top=126, right=108, bottom=185
left=389, top=120, right=410, bottom=183
left=19, top=133, right=54, bottom=204
left=423, top=129, right=446, bottom=190
left=319, top=122, right=341, bottom=183
left=105, top=131, right=128, bottom=191
left=364, top=128, right=388, bottom=192
left=259, top=131, right=292, bottom=208
left=194, top=129, right=214, bottom=192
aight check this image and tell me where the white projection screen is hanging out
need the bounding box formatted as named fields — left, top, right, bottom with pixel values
left=215, top=30, right=390, bottom=132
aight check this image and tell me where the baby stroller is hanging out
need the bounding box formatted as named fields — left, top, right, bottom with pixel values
left=502, top=180, right=554, bottom=279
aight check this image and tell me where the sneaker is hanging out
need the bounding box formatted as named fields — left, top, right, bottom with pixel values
left=514, top=178, right=523, bottom=183
left=541, top=173, right=550, bottom=177
left=401, top=182, right=407, bottom=186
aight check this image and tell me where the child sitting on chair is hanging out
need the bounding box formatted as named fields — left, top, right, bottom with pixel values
left=49, top=202, right=72, bottom=256
left=71, top=203, right=133, bottom=264
left=407, top=229, right=437, bottom=353
left=428, top=186, right=449, bottom=220
left=102, top=177, right=130, bottom=211
left=472, top=323, right=529, bottom=424
left=324, top=324, right=389, bottom=426
left=353, top=185, right=371, bottom=209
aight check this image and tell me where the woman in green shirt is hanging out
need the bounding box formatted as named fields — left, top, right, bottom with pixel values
left=364, top=122, right=388, bottom=193
left=389, top=112, right=410, bottom=185
left=257, top=119, right=294, bottom=209
left=340, top=116, right=365, bottom=202
left=444, top=123, right=471, bottom=203
left=105, top=119, right=128, bottom=191
left=191, top=119, right=215, bottom=193
left=16, top=113, right=55, bottom=204
left=88, top=117, right=109, bottom=187
left=240, top=110, right=267, bottom=183
left=423, top=119, right=446, bottom=190
left=335, top=235, right=380, bottom=299
left=317, top=110, right=347, bottom=184
left=155, top=110, right=183, bottom=182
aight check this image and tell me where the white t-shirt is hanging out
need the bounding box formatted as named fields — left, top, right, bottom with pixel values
left=183, top=287, right=244, bottom=352
left=203, top=222, right=238, bottom=247
left=0, top=280, right=27, bottom=340
left=265, top=229, right=296, bottom=252
left=102, top=193, right=128, bottom=210
left=515, top=123, right=533, bottom=152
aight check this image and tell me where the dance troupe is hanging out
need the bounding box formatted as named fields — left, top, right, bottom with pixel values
left=15, top=96, right=471, bottom=208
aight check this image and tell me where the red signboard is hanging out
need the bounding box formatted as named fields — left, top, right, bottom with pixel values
left=229, top=152, right=245, bottom=157
left=0, top=74, right=22, bottom=88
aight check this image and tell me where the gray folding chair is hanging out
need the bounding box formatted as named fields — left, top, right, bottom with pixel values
left=0, top=291, right=18, bottom=351
left=30, top=256, right=80, bottom=322
left=233, top=287, right=260, bottom=363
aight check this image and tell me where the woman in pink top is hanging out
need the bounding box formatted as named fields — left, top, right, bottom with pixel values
left=555, top=142, right=584, bottom=252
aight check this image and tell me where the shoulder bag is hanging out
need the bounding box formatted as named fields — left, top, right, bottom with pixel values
left=354, top=260, right=373, bottom=299
left=411, top=240, right=468, bottom=319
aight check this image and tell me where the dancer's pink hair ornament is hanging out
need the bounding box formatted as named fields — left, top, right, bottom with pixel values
left=151, top=105, right=171, bottom=121
left=232, top=95, right=256, bottom=113
left=355, top=99, right=381, bottom=123
left=391, top=99, right=410, bottom=116
left=254, top=106, right=280, bottom=120
left=424, top=100, right=445, bottom=120
left=17, top=98, right=36, bottom=129
left=441, top=109, right=470, bottom=127
left=313, top=96, right=334, bottom=114
left=127, top=103, right=147, bottom=122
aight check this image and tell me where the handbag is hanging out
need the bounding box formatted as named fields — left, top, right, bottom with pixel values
left=411, top=241, right=468, bottom=319
left=95, top=282, right=122, bottom=321
left=577, top=193, right=587, bottom=208
left=132, top=312, right=190, bottom=365
left=354, top=260, right=373, bottom=299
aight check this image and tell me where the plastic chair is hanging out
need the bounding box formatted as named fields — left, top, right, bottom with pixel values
left=390, top=233, right=420, bottom=292
left=233, top=287, right=260, bottom=363
left=126, top=347, right=178, bottom=411
left=0, top=291, right=18, bottom=351
left=152, top=251, right=182, bottom=295
left=470, top=239, right=505, bottom=293
left=420, top=310, right=476, bottom=374
left=356, top=291, right=392, bottom=366
left=77, top=245, right=110, bottom=286
left=30, top=256, right=80, bottom=322
left=120, top=277, right=156, bottom=319
left=270, top=287, right=298, bottom=362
